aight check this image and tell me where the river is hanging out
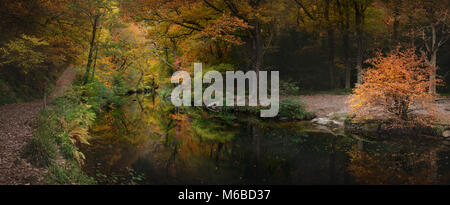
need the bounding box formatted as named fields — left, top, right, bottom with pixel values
left=80, top=94, right=450, bottom=185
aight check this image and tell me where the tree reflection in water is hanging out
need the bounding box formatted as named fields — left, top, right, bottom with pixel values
left=80, top=95, right=449, bottom=185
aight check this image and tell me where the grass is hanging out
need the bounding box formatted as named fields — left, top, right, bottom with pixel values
left=22, top=134, right=57, bottom=168
left=22, top=109, right=61, bottom=167
left=45, top=164, right=96, bottom=185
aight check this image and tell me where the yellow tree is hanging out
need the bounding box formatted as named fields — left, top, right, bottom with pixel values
left=70, top=0, right=115, bottom=84
left=120, top=0, right=283, bottom=73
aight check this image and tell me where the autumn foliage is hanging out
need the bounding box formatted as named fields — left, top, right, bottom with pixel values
left=348, top=48, right=441, bottom=126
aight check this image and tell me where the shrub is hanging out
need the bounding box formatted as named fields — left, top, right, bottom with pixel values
left=279, top=79, right=300, bottom=96
left=22, top=136, right=57, bottom=167
left=348, top=48, right=441, bottom=126
left=279, top=97, right=312, bottom=120
left=112, top=74, right=128, bottom=96
left=73, top=80, right=114, bottom=111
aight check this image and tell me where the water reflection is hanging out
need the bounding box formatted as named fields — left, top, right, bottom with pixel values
left=81, top=95, right=450, bottom=185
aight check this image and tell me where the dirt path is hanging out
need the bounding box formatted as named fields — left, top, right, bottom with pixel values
left=301, top=94, right=351, bottom=118
left=0, top=65, right=76, bottom=185
left=300, top=94, right=450, bottom=124
left=50, top=65, right=77, bottom=100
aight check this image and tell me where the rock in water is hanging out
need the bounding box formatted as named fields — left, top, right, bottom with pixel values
left=312, top=118, right=343, bottom=127
left=312, top=118, right=328, bottom=125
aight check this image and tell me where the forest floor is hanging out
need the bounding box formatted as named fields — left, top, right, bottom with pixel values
left=0, top=65, right=76, bottom=185
left=300, top=94, right=450, bottom=124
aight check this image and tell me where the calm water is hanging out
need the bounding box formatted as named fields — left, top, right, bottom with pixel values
left=81, top=95, right=450, bottom=185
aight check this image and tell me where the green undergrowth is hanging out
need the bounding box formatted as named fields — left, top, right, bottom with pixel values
left=22, top=78, right=123, bottom=184
left=0, top=65, right=63, bottom=106
left=219, top=97, right=314, bottom=121
left=175, top=95, right=315, bottom=122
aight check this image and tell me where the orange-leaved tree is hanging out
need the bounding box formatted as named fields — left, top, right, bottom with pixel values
left=348, top=48, right=442, bottom=125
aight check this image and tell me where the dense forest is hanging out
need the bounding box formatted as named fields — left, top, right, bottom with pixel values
left=0, top=0, right=449, bottom=185
left=1, top=0, right=449, bottom=103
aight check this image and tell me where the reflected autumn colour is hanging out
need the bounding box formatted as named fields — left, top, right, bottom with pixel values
left=347, top=140, right=449, bottom=185
left=81, top=95, right=449, bottom=185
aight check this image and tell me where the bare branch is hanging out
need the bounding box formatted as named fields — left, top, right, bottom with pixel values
left=293, top=0, right=316, bottom=21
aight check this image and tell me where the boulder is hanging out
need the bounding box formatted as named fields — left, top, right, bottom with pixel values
left=326, top=111, right=347, bottom=121
left=312, top=118, right=344, bottom=127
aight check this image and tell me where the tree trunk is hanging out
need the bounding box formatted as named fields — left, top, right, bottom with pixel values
left=392, top=4, right=400, bottom=43
left=344, top=27, right=351, bottom=89
left=84, top=15, right=99, bottom=84
left=328, top=29, right=336, bottom=89
left=91, top=24, right=103, bottom=82
left=136, top=69, right=144, bottom=90
left=250, top=20, right=264, bottom=98
left=252, top=21, right=263, bottom=74
left=90, top=45, right=98, bottom=81
left=410, top=28, right=415, bottom=48
left=429, top=25, right=437, bottom=94
left=338, top=0, right=352, bottom=89
left=171, top=39, right=179, bottom=70
left=430, top=50, right=437, bottom=93
left=355, top=6, right=364, bottom=84
left=325, top=0, right=335, bottom=89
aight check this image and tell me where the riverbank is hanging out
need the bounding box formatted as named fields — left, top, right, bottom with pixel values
left=300, top=94, right=450, bottom=122
left=0, top=66, right=77, bottom=185
left=299, top=94, right=450, bottom=139
left=301, top=94, right=449, bottom=121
